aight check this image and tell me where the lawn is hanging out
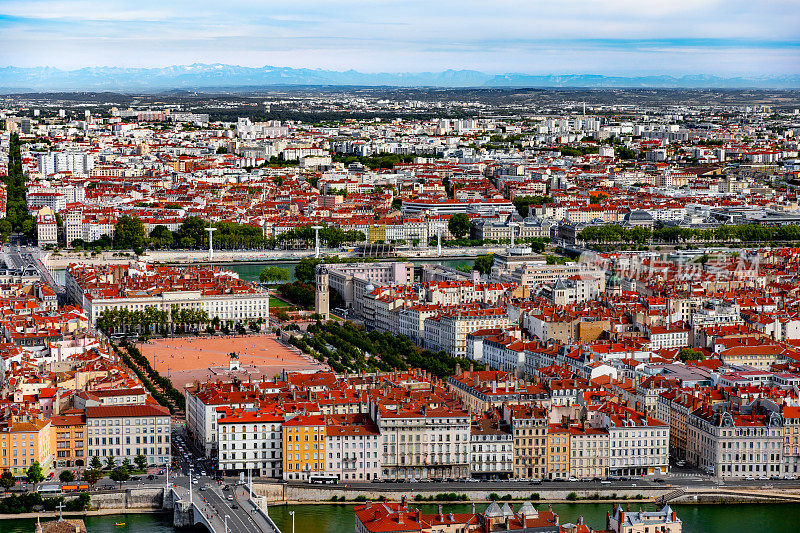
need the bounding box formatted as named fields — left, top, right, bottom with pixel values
left=270, top=297, right=295, bottom=309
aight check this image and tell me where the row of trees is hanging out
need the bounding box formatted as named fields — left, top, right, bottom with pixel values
left=96, top=305, right=211, bottom=335
left=276, top=225, right=365, bottom=248
left=578, top=223, right=800, bottom=245
left=110, top=340, right=185, bottom=412
left=1, top=133, right=36, bottom=241
left=106, top=216, right=369, bottom=253
left=290, top=320, right=482, bottom=377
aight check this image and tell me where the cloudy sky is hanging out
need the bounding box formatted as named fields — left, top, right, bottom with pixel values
left=1, top=0, right=798, bottom=75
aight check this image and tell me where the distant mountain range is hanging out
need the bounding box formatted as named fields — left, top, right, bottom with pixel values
left=1, top=64, right=798, bottom=91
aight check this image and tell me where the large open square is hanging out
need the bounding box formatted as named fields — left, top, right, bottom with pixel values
left=136, top=334, right=326, bottom=390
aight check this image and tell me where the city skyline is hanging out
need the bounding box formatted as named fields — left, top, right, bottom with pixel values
left=1, top=0, right=798, bottom=78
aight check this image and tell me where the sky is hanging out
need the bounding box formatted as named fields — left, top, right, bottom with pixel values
left=1, top=0, right=799, bottom=76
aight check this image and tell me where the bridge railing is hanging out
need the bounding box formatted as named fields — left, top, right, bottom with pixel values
left=242, top=484, right=282, bottom=533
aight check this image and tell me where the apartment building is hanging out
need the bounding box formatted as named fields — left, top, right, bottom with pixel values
left=216, top=408, right=283, bottom=478
left=324, top=413, right=381, bottom=482
left=85, top=404, right=171, bottom=466
left=546, top=424, right=571, bottom=479
left=686, top=401, right=784, bottom=478
left=373, top=403, right=470, bottom=481
left=569, top=425, right=610, bottom=480
left=606, top=504, right=682, bottom=533
left=503, top=404, right=548, bottom=480
left=596, top=403, right=669, bottom=477
left=185, top=382, right=261, bottom=456
left=282, top=414, right=327, bottom=481
left=66, top=263, right=269, bottom=325
left=0, top=414, right=52, bottom=477
left=424, top=308, right=509, bottom=357
left=51, top=412, right=86, bottom=468
left=469, top=417, right=513, bottom=480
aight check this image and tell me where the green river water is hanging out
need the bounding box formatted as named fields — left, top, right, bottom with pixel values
left=2, top=503, right=798, bottom=533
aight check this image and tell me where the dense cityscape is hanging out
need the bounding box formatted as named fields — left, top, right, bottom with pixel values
left=0, top=87, right=797, bottom=533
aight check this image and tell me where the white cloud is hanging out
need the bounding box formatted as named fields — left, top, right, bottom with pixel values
left=0, top=0, right=797, bottom=75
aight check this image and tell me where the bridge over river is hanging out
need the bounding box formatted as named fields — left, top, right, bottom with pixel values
left=167, top=475, right=281, bottom=533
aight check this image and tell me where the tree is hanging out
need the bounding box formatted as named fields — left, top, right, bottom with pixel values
left=26, top=461, right=44, bottom=484
left=149, top=225, right=174, bottom=249
left=512, top=196, right=552, bottom=218
left=59, top=470, right=75, bottom=483
left=0, top=471, right=15, bottom=492
left=678, top=348, right=705, bottom=362
left=90, top=456, right=103, bottom=471
left=83, top=469, right=102, bottom=486
left=295, top=257, right=322, bottom=285
left=448, top=213, right=471, bottom=239
left=109, top=467, right=129, bottom=485
left=259, top=266, right=291, bottom=284
left=114, top=215, right=146, bottom=250
left=176, top=216, right=208, bottom=249
left=134, top=454, right=148, bottom=472
left=104, top=456, right=117, bottom=470
left=473, top=254, right=495, bottom=276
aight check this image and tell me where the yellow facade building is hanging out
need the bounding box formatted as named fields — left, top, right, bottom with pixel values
left=282, top=414, right=326, bottom=481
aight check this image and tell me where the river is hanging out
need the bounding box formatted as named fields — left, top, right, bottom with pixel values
left=0, top=512, right=201, bottom=533
left=223, top=258, right=475, bottom=283
left=51, top=258, right=474, bottom=287
left=265, top=502, right=800, bottom=533
left=0, top=502, right=798, bottom=532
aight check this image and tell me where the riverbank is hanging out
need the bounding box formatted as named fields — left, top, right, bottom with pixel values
left=42, top=247, right=495, bottom=269
left=252, top=482, right=800, bottom=505
left=0, top=508, right=169, bottom=520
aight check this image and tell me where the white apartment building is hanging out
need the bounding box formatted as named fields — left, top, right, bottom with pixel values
left=184, top=384, right=259, bottom=456
left=469, top=419, right=514, bottom=480
left=85, top=404, right=171, bottom=466
left=216, top=409, right=283, bottom=478
left=372, top=403, right=470, bottom=481
left=36, top=151, right=95, bottom=176
left=686, top=401, right=784, bottom=478
left=569, top=426, right=610, bottom=480
left=647, top=325, right=691, bottom=350
left=325, top=414, right=382, bottom=482
left=66, top=263, right=270, bottom=325
left=424, top=308, right=509, bottom=357
left=595, top=404, right=669, bottom=477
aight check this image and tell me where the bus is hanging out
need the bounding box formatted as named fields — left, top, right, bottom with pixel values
left=308, top=475, right=338, bottom=485
left=37, top=483, right=61, bottom=495
left=62, top=484, right=90, bottom=492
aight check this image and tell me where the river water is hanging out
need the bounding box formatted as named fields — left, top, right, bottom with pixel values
left=0, top=502, right=797, bottom=532
left=51, top=258, right=474, bottom=286
left=223, top=258, right=475, bottom=283
left=265, top=502, right=800, bottom=533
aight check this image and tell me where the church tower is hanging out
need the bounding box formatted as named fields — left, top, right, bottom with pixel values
left=315, top=264, right=330, bottom=320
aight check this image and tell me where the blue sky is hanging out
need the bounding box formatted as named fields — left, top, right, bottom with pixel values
left=1, top=0, right=798, bottom=75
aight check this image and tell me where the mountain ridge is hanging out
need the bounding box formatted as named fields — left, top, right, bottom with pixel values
left=1, top=64, right=798, bottom=91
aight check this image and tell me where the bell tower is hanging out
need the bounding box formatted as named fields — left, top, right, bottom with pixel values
left=315, top=263, right=330, bottom=320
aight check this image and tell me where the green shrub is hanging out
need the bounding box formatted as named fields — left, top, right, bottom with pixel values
left=566, top=492, right=578, bottom=501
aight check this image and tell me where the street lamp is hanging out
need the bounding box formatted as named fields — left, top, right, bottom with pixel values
left=289, top=510, right=295, bottom=533
left=311, top=226, right=323, bottom=258
left=205, top=227, right=218, bottom=262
